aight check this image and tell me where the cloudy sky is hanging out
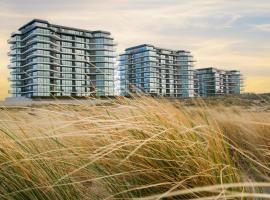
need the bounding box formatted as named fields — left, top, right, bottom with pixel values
left=0, top=0, right=269, bottom=99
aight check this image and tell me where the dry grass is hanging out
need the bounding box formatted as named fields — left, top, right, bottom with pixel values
left=0, top=96, right=270, bottom=199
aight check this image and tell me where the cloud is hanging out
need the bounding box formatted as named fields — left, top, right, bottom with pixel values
left=252, top=24, right=270, bottom=32
left=0, top=0, right=270, bottom=99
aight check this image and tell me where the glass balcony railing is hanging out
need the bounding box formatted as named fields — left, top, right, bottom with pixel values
left=8, top=38, right=17, bottom=44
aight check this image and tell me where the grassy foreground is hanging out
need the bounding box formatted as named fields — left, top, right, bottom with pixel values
left=0, top=96, right=270, bottom=199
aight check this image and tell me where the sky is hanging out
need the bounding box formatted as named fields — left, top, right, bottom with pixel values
left=0, top=0, right=269, bottom=99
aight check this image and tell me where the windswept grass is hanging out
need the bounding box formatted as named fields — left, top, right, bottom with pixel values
left=0, top=96, right=270, bottom=199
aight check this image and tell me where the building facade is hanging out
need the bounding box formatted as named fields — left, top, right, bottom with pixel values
left=8, top=19, right=116, bottom=98
left=119, top=44, right=195, bottom=98
left=195, top=67, right=243, bottom=97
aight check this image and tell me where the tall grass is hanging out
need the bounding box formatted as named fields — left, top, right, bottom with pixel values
left=0, top=96, right=269, bottom=199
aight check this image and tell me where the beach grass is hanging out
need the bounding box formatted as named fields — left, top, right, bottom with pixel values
left=0, top=96, right=269, bottom=199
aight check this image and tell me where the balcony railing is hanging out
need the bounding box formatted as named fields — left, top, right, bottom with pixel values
left=7, top=38, right=17, bottom=44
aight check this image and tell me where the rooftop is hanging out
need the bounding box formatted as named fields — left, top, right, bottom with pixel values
left=125, top=44, right=191, bottom=53
left=18, top=19, right=111, bottom=35
left=196, top=67, right=240, bottom=73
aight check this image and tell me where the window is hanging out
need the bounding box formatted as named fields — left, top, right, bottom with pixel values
left=36, top=36, right=50, bottom=41
left=62, top=54, right=72, bottom=59
left=62, top=61, right=72, bottom=66
left=62, top=42, right=72, bottom=47
left=35, top=28, right=50, bottom=34
left=33, top=22, right=47, bottom=28
left=75, top=49, right=84, bottom=54
left=32, top=57, right=50, bottom=63
left=75, top=43, right=85, bottom=48
left=75, top=37, right=84, bottom=42
left=62, top=48, right=72, bottom=53
left=62, top=35, right=73, bottom=41
left=85, top=32, right=92, bottom=37
left=62, top=67, right=72, bottom=72
left=75, top=55, right=84, bottom=60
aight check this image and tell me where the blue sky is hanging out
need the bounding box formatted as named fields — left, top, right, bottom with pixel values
left=0, top=0, right=269, bottom=98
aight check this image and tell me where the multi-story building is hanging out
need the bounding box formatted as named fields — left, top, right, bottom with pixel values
left=119, top=44, right=195, bottom=98
left=8, top=19, right=116, bottom=98
left=195, top=67, right=243, bottom=97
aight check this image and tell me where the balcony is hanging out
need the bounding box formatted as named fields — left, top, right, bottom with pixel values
left=11, top=83, right=22, bottom=87
left=51, top=46, right=61, bottom=52
left=11, top=45, right=18, bottom=50
left=50, top=60, right=61, bottom=65
left=8, top=51, right=18, bottom=56
left=50, top=72, right=61, bottom=78
left=7, top=63, right=18, bottom=69
left=50, top=33, right=61, bottom=39
left=7, top=38, right=17, bottom=44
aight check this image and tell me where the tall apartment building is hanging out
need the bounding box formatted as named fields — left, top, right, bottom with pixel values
left=8, top=19, right=116, bottom=98
left=119, top=44, right=195, bottom=98
left=195, top=67, right=243, bottom=97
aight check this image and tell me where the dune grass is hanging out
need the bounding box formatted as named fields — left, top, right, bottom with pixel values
left=0, top=96, right=270, bottom=199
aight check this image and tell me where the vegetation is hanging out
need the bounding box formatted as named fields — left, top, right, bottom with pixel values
left=0, top=95, right=270, bottom=199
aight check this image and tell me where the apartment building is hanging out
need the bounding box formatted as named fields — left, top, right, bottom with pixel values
left=119, top=44, right=195, bottom=98
left=195, top=67, right=243, bottom=97
left=8, top=19, right=116, bottom=98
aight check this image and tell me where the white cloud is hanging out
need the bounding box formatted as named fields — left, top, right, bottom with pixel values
left=252, top=24, right=270, bottom=32
left=0, top=0, right=270, bottom=98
